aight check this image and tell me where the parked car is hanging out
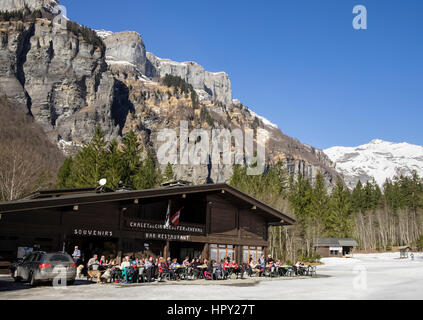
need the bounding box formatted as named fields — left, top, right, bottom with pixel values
left=10, top=251, right=77, bottom=286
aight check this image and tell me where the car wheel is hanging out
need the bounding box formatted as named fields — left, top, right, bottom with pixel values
left=67, top=279, right=75, bottom=286
left=13, top=275, right=21, bottom=282
left=29, top=272, right=37, bottom=287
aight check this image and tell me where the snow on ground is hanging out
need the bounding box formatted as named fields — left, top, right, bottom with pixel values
left=1, top=253, right=423, bottom=300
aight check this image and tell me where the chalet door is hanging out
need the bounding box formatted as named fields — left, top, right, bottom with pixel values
left=170, top=242, right=204, bottom=261
left=65, top=237, right=118, bottom=263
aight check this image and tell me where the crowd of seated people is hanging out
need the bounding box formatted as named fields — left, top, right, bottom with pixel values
left=244, top=255, right=313, bottom=278
left=83, top=253, right=315, bottom=284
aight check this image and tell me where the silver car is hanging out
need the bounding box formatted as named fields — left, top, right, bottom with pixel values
left=10, top=251, right=77, bottom=286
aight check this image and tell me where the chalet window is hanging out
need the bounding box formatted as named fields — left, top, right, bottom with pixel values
left=242, top=246, right=263, bottom=263
left=210, top=244, right=234, bottom=262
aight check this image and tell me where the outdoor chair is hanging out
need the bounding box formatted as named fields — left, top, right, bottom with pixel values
left=159, top=269, right=171, bottom=282
left=278, top=267, right=288, bottom=277
left=268, top=266, right=278, bottom=278
left=212, top=267, right=220, bottom=280
left=286, top=266, right=295, bottom=277
left=137, top=267, right=146, bottom=283
left=185, top=267, right=195, bottom=280
left=305, top=266, right=317, bottom=277
left=194, top=267, right=205, bottom=280
left=234, top=267, right=244, bottom=279
left=110, top=267, right=122, bottom=282
left=297, top=266, right=307, bottom=276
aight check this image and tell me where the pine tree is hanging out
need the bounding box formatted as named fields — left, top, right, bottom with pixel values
left=133, top=150, right=161, bottom=190
left=310, top=172, right=329, bottom=235
left=351, top=180, right=365, bottom=213
left=288, top=174, right=312, bottom=238
left=326, top=178, right=353, bottom=237
left=71, top=125, right=108, bottom=187
left=57, top=157, right=73, bottom=189
left=163, top=162, right=175, bottom=182
left=104, top=139, right=123, bottom=188
left=120, top=130, right=142, bottom=186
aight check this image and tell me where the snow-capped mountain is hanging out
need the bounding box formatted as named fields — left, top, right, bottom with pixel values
left=324, top=139, right=423, bottom=189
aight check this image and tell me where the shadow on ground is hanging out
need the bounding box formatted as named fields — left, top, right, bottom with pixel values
left=0, top=276, right=98, bottom=292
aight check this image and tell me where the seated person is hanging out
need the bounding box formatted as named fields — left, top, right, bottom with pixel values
left=244, top=262, right=253, bottom=277
left=206, top=259, right=220, bottom=280
left=144, top=257, right=155, bottom=282
left=119, top=256, right=131, bottom=270
left=222, top=258, right=230, bottom=271
left=131, top=258, right=138, bottom=271
left=231, top=260, right=243, bottom=278
left=222, top=258, right=233, bottom=278
left=251, top=260, right=263, bottom=277
left=118, top=256, right=135, bottom=283
left=192, top=258, right=201, bottom=278
left=99, top=255, right=108, bottom=270
left=182, top=256, right=191, bottom=268
left=169, top=258, right=180, bottom=279
left=259, top=254, right=266, bottom=268
left=87, top=254, right=99, bottom=270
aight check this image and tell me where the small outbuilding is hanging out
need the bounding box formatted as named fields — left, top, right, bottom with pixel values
left=313, top=238, right=358, bottom=257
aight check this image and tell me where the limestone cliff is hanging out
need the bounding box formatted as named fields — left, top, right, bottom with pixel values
left=0, top=0, right=58, bottom=13
left=0, top=4, right=338, bottom=187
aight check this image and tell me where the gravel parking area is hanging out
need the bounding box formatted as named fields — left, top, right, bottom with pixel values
left=1, top=253, right=422, bottom=300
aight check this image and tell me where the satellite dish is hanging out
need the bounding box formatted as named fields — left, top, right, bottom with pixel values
left=99, top=178, right=107, bottom=187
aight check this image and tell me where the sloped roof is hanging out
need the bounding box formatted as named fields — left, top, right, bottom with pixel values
left=0, top=183, right=295, bottom=225
left=313, top=238, right=358, bottom=247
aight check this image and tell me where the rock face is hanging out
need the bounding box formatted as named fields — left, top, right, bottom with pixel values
left=0, top=0, right=58, bottom=12
left=0, top=12, right=339, bottom=188
left=0, top=19, right=128, bottom=144
left=101, top=31, right=147, bottom=75
left=145, top=52, right=232, bottom=105
left=97, top=30, right=233, bottom=105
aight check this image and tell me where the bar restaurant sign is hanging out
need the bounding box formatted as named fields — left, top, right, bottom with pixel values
left=127, top=220, right=204, bottom=234
left=144, top=232, right=190, bottom=241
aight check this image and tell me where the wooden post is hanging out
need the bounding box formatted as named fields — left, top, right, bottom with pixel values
left=202, top=243, right=209, bottom=260
left=164, top=240, right=170, bottom=259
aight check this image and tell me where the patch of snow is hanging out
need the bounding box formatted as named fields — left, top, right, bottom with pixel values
left=232, top=99, right=242, bottom=106
left=106, top=60, right=136, bottom=67
left=249, top=110, right=279, bottom=129
left=95, top=30, right=113, bottom=40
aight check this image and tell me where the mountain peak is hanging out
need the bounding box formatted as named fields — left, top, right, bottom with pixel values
left=0, top=0, right=59, bottom=12
left=324, top=140, right=423, bottom=189
left=369, top=138, right=385, bottom=144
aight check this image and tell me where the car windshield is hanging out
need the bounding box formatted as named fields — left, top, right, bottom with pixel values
left=46, top=254, right=73, bottom=263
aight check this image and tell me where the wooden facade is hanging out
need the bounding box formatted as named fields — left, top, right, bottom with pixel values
left=0, top=184, right=294, bottom=264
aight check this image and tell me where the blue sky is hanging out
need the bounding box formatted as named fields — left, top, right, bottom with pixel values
left=61, top=0, right=423, bottom=149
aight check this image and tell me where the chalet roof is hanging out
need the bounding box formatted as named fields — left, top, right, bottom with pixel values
left=0, top=183, right=295, bottom=225
left=20, top=186, right=114, bottom=200
left=313, top=238, right=358, bottom=247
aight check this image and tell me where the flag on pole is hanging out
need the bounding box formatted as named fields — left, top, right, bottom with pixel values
left=170, top=207, right=184, bottom=226
left=164, top=200, right=171, bottom=228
